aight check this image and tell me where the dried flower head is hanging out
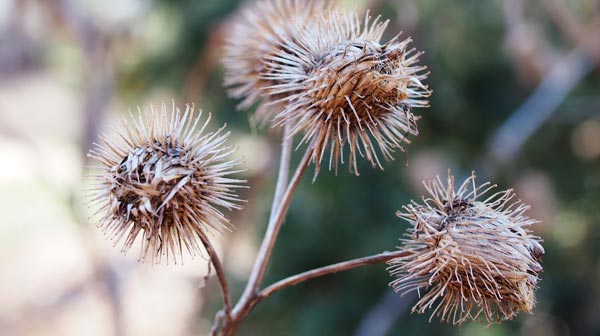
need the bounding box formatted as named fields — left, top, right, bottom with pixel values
left=87, top=103, right=245, bottom=264
left=388, top=171, right=544, bottom=325
left=223, top=0, right=325, bottom=123
left=264, top=10, right=431, bottom=177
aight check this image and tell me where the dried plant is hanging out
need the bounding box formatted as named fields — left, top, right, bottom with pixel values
left=223, top=0, right=326, bottom=124
left=388, top=171, right=544, bottom=325
left=264, top=10, right=431, bottom=177
left=87, top=103, right=245, bottom=264
left=85, top=1, right=545, bottom=335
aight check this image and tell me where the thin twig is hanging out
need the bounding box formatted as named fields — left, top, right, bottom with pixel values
left=225, top=145, right=312, bottom=334
left=269, top=124, right=293, bottom=221
left=258, top=250, right=412, bottom=300
left=233, top=147, right=312, bottom=313
left=249, top=147, right=312, bottom=293
left=231, top=135, right=293, bottom=315
left=198, top=229, right=232, bottom=318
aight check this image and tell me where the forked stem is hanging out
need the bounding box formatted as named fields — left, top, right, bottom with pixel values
left=217, top=135, right=411, bottom=335
left=235, top=149, right=312, bottom=305
left=233, top=128, right=297, bottom=311
left=221, top=145, right=312, bottom=335
left=220, top=247, right=410, bottom=334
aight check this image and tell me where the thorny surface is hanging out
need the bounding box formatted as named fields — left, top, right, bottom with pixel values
left=263, top=10, right=430, bottom=177
left=389, top=172, right=544, bottom=325
left=223, top=0, right=326, bottom=124
left=88, top=104, right=245, bottom=265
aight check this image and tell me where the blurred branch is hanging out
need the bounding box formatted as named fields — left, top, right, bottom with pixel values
left=544, top=0, right=584, bottom=45
left=503, top=0, right=557, bottom=83
left=38, top=0, right=121, bottom=335
left=353, top=291, right=416, bottom=336
left=484, top=13, right=600, bottom=174
left=484, top=44, right=594, bottom=168
left=544, top=0, right=600, bottom=62
left=46, top=0, right=115, bottom=155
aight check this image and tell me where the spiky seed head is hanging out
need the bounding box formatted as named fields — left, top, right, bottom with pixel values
left=223, top=0, right=325, bottom=123
left=264, top=10, right=431, bottom=178
left=87, top=103, right=246, bottom=265
left=388, top=171, right=544, bottom=325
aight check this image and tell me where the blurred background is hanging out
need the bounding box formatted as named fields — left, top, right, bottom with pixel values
left=0, top=0, right=599, bottom=335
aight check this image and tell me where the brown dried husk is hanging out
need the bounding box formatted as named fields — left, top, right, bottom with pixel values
left=87, top=103, right=245, bottom=264
left=223, top=0, right=326, bottom=124
left=263, top=10, right=431, bottom=178
left=388, top=172, right=544, bottom=325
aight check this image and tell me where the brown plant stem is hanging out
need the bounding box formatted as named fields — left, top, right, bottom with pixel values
left=258, top=250, right=412, bottom=300
left=219, top=250, right=412, bottom=335
left=269, top=124, right=293, bottom=221
left=198, top=229, right=232, bottom=318
left=239, top=146, right=311, bottom=302
left=221, top=143, right=312, bottom=335
left=233, top=129, right=296, bottom=313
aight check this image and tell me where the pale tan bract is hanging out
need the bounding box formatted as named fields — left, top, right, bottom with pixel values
left=87, top=103, right=245, bottom=264
left=263, top=10, right=431, bottom=178
left=388, top=171, right=544, bottom=325
left=223, top=0, right=326, bottom=124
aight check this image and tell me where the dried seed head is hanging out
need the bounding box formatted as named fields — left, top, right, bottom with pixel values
left=265, top=10, right=431, bottom=178
left=223, top=0, right=325, bottom=123
left=87, top=103, right=246, bottom=264
left=388, top=171, right=544, bottom=325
